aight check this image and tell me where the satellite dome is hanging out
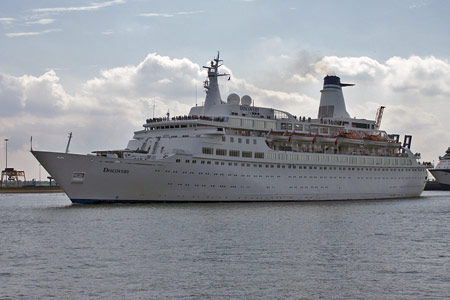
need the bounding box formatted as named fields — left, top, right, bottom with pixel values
left=241, top=95, right=252, bottom=106
left=227, top=93, right=240, bottom=105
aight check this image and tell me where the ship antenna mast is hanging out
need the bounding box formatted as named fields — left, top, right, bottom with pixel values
left=203, top=51, right=229, bottom=90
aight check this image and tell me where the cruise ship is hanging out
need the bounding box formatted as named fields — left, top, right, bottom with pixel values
left=429, top=148, right=450, bottom=189
left=32, top=53, right=427, bottom=203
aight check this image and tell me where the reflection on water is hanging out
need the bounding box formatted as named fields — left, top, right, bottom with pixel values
left=1, top=191, right=449, bottom=299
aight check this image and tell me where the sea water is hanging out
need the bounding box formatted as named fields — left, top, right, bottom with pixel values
left=1, top=192, right=449, bottom=299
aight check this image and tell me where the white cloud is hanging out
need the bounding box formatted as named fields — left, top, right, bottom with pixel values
left=26, top=18, right=55, bottom=25
left=32, top=0, right=125, bottom=13
left=139, top=10, right=204, bottom=17
left=6, top=28, right=62, bottom=37
left=0, top=17, right=16, bottom=24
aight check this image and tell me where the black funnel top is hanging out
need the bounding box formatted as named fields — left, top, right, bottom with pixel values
left=323, top=75, right=341, bottom=86
left=323, top=75, right=354, bottom=87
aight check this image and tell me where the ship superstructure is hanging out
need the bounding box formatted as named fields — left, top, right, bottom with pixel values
left=32, top=53, right=427, bottom=203
left=429, top=148, right=450, bottom=189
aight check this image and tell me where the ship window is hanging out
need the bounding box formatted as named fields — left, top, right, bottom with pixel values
left=176, top=159, right=180, bottom=163
left=321, top=156, right=329, bottom=162
left=222, top=136, right=226, bottom=142
left=215, top=162, right=219, bottom=165
left=266, top=122, right=276, bottom=130
left=238, top=138, right=242, bottom=143
left=246, top=139, right=250, bottom=144
left=230, top=137, right=234, bottom=143
left=192, top=160, right=196, bottom=164
left=243, top=119, right=253, bottom=128
left=253, top=139, right=257, bottom=145
left=254, top=120, right=265, bottom=129
left=185, top=160, right=190, bottom=163
left=267, top=152, right=276, bottom=160
left=202, top=147, right=213, bottom=155
left=281, top=123, right=292, bottom=130
left=242, top=151, right=252, bottom=158
left=320, top=128, right=328, bottom=134
left=207, top=161, right=211, bottom=164
left=230, top=118, right=241, bottom=127
left=201, top=161, right=205, bottom=164
left=229, top=150, right=240, bottom=157
left=294, top=124, right=303, bottom=131
left=216, top=149, right=227, bottom=156
left=352, top=122, right=370, bottom=129
left=255, top=152, right=264, bottom=159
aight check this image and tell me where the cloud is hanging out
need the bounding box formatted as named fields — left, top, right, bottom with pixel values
left=6, top=28, right=62, bottom=37
left=0, top=17, right=16, bottom=24
left=32, top=0, right=125, bottom=13
left=139, top=11, right=204, bottom=17
left=26, top=18, right=55, bottom=25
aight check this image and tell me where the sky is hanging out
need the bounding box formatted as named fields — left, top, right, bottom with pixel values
left=1, top=0, right=450, bottom=180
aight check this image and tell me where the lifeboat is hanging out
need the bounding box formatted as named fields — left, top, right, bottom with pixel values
left=336, top=132, right=365, bottom=145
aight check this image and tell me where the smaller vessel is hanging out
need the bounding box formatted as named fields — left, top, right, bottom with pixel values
left=429, top=147, right=450, bottom=189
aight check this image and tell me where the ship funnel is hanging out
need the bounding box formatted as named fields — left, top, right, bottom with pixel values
left=318, top=75, right=353, bottom=119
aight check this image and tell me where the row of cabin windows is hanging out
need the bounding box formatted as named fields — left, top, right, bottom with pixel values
left=202, top=147, right=414, bottom=166
left=203, top=147, right=264, bottom=159
left=222, top=136, right=258, bottom=145
left=173, top=158, right=423, bottom=173
left=148, top=124, right=195, bottom=130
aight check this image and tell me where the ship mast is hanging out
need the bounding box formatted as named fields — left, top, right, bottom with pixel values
left=203, top=52, right=229, bottom=114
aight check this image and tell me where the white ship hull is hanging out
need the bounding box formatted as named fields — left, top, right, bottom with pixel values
left=429, top=169, right=450, bottom=189
left=429, top=147, right=450, bottom=189
left=33, top=150, right=426, bottom=204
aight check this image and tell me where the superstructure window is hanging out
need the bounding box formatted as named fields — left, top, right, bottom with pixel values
left=254, top=120, right=265, bottom=129
left=242, top=151, right=252, bottom=158
left=255, top=152, right=264, bottom=159
left=281, top=123, right=293, bottom=130
left=216, top=149, right=227, bottom=156
left=243, top=119, right=253, bottom=128
left=202, top=147, right=213, bottom=155
left=229, top=150, right=240, bottom=157
left=352, top=122, right=370, bottom=129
